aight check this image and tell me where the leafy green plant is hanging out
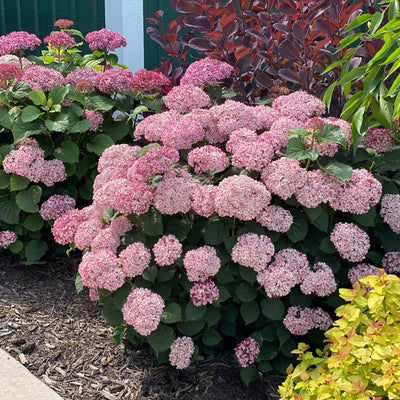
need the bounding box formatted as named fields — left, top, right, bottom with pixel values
left=279, top=272, right=400, bottom=400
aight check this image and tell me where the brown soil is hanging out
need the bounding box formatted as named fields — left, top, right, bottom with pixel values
left=0, top=254, right=283, bottom=400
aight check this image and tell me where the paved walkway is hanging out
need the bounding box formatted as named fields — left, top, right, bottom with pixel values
left=0, top=349, right=63, bottom=400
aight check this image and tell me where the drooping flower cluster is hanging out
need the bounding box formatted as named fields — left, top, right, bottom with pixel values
left=283, top=306, right=332, bottom=335
left=190, top=280, right=219, bottom=306
left=39, top=195, right=76, bottom=221
left=152, top=235, right=182, bottom=266
left=234, top=337, right=260, bottom=368
left=130, top=68, right=170, bottom=92
left=169, top=337, right=195, bottom=370
left=44, top=31, right=76, bottom=51
left=380, top=194, right=400, bottom=234
left=0, top=230, right=18, bottom=249
left=20, top=65, right=65, bottom=91
left=122, top=288, right=165, bottom=336
left=183, top=245, right=221, bottom=282
left=85, top=28, right=127, bottom=51
left=0, top=31, right=41, bottom=55
left=2, top=138, right=66, bottom=186
left=330, top=222, right=370, bottom=262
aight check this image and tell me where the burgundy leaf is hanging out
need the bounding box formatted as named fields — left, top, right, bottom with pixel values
left=188, top=37, right=213, bottom=52
left=146, top=27, right=167, bottom=48
left=278, top=39, right=301, bottom=59
left=182, top=16, right=211, bottom=32
left=246, top=28, right=269, bottom=43
left=258, top=12, right=272, bottom=26
left=278, top=68, right=300, bottom=84
left=273, top=23, right=291, bottom=34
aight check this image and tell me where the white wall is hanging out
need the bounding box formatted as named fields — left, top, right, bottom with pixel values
left=104, top=0, right=144, bottom=73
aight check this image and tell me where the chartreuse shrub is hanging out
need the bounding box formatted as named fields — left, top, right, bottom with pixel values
left=0, top=21, right=168, bottom=262
left=52, top=57, right=400, bottom=384
left=279, top=272, right=400, bottom=400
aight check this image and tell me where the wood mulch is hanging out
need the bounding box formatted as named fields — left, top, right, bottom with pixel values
left=0, top=253, right=284, bottom=400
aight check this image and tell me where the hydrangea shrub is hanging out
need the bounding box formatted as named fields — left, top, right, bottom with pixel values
left=54, top=58, right=400, bottom=383
left=0, top=21, right=169, bottom=262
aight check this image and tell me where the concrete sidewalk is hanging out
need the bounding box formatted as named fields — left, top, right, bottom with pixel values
left=0, top=349, right=63, bottom=400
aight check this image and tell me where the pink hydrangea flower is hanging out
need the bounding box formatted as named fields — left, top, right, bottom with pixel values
left=257, top=264, right=297, bottom=297
left=39, top=159, right=67, bottom=187
left=98, top=68, right=133, bottom=93
left=74, top=218, right=103, bottom=250
left=180, top=56, right=233, bottom=87
left=254, top=105, right=281, bottom=130
left=380, top=194, right=400, bottom=234
left=273, top=249, right=310, bottom=283
left=88, top=288, right=99, bottom=302
left=122, top=288, right=165, bottom=336
left=183, top=245, right=221, bottom=282
left=214, top=175, right=271, bottom=221
left=191, top=184, right=217, bottom=217
left=0, top=64, right=22, bottom=88
left=256, top=205, right=293, bottom=233
left=190, top=280, right=219, bottom=306
left=109, top=216, right=133, bottom=236
left=188, top=145, right=229, bottom=174
left=39, top=195, right=76, bottom=221
left=261, top=158, right=307, bottom=200
left=52, top=209, right=88, bottom=245
left=359, top=128, right=392, bottom=153
left=186, top=108, right=224, bottom=144
left=66, top=66, right=102, bottom=89
left=348, top=263, right=379, bottom=285
left=0, top=54, right=31, bottom=67
left=283, top=306, right=315, bottom=336
left=20, top=65, right=65, bottom=91
left=311, top=307, right=333, bottom=331
left=83, top=109, right=103, bottom=131
left=231, top=233, right=275, bottom=272
left=134, top=111, right=172, bottom=142
left=92, top=167, right=127, bottom=193
left=130, top=68, right=170, bottom=92
left=85, top=28, right=127, bottom=51
left=152, top=235, right=182, bottom=266
left=119, top=242, right=151, bottom=277
left=0, top=31, right=41, bottom=55
left=234, top=337, right=260, bottom=368
left=54, top=19, right=74, bottom=29
left=382, top=252, right=400, bottom=273
left=97, top=144, right=141, bottom=173
left=44, top=31, right=76, bottom=50
left=169, top=337, right=195, bottom=370
left=330, top=222, right=370, bottom=262
left=0, top=230, right=18, bottom=249
left=165, top=84, right=211, bottom=113
left=90, top=227, right=121, bottom=253
left=78, top=249, right=126, bottom=291
left=300, top=262, right=337, bottom=297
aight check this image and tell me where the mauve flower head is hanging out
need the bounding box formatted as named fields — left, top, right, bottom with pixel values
left=380, top=194, right=400, bottom=234
left=311, top=307, right=332, bottom=331
left=283, top=306, right=315, bottom=336
left=215, top=175, right=271, bottom=221
left=44, top=31, right=76, bottom=50
left=190, top=279, right=219, bottom=306
left=52, top=208, right=88, bottom=245
left=152, top=235, right=182, bottom=266
left=183, top=245, right=221, bottom=282
left=254, top=105, right=281, bottom=130
left=119, top=242, right=151, bottom=277
left=109, top=216, right=132, bottom=236
left=191, top=184, right=217, bottom=217
left=348, top=263, right=379, bottom=285
left=382, top=252, right=400, bottom=273
left=169, top=337, right=195, bottom=370
left=134, top=111, right=172, bottom=142
left=300, top=262, right=337, bottom=297
left=273, top=248, right=310, bottom=283
left=0, top=230, right=17, bottom=249
left=39, top=195, right=76, bottom=221
left=97, top=144, right=141, bottom=173
left=130, top=68, right=170, bottom=92
left=330, top=222, right=370, bottom=262
left=66, top=67, right=102, bottom=89
left=83, top=109, right=103, bottom=131
left=180, top=56, right=233, bottom=87
left=261, top=158, right=307, bottom=200
left=74, top=218, right=103, bottom=250
left=231, top=233, right=275, bottom=272
left=234, top=337, right=260, bottom=368
left=267, top=118, right=305, bottom=150
left=165, top=84, right=211, bottom=113
left=98, top=67, right=133, bottom=93
left=92, top=167, right=127, bottom=193
left=188, top=145, right=229, bottom=174
left=0, top=31, right=41, bottom=55
left=257, top=264, right=297, bottom=297
left=90, top=227, right=121, bottom=253
left=85, top=28, right=127, bottom=52
left=186, top=108, right=224, bottom=144
left=359, top=127, right=392, bottom=153
left=39, top=159, right=67, bottom=187
left=54, top=19, right=74, bottom=29
left=122, top=288, right=165, bottom=336
left=78, top=249, right=125, bottom=291
left=0, top=64, right=22, bottom=88
left=256, top=205, right=293, bottom=233
left=20, top=65, right=65, bottom=91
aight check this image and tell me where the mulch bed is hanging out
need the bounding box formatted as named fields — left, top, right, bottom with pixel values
left=0, top=254, right=283, bottom=399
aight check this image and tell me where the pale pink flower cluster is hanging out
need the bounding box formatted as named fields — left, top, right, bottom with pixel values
left=152, top=235, right=182, bottom=266
left=231, top=233, right=275, bottom=272
left=181, top=57, right=233, bottom=86
left=169, top=337, right=195, bottom=370
left=254, top=105, right=281, bottom=130
left=187, top=145, right=229, bottom=174
left=88, top=288, right=100, bottom=302
left=20, top=65, right=65, bottom=91
left=272, top=91, right=326, bottom=122
left=186, top=108, right=224, bottom=144
left=67, top=67, right=102, bottom=89
left=304, top=118, right=340, bottom=157
left=299, top=262, right=337, bottom=297
left=359, top=128, right=392, bottom=153
left=83, top=109, right=104, bottom=131
left=214, top=175, right=271, bottom=221
left=330, top=222, right=370, bottom=262
left=380, top=194, right=400, bottom=234
left=2, top=138, right=66, bottom=186
left=0, top=31, right=41, bottom=55
left=348, top=263, right=379, bottom=285
left=78, top=249, right=125, bottom=291
left=52, top=208, right=88, bottom=245
left=122, top=288, right=165, bottom=336
left=234, top=337, right=260, bottom=368
left=191, top=184, right=217, bottom=217
left=0, top=230, right=17, bottom=248
left=256, top=205, right=293, bottom=233
left=261, top=158, right=307, bottom=200
left=190, top=279, right=219, bottom=306
left=119, top=242, right=151, bottom=277
left=85, top=28, right=127, bottom=51
left=130, top=68, right=170, bottom=92
left=183, top=245, right=221, bottom=282
left=97, top=144, right=141, bottom=173
left=283, top=306, right=332, bottom=335
left=382, top=252, right=400, bottom=273
left=74, top=218, right=103, bottom=250
left=134, top=111, right=171, bottom=142
left=44, top=31, right=76, bottom=50
left=98, top=68, right=133, bottom=93
left=0, top=64, right=22, bottom=88
left=39, top=195, right=76, bottom=221
left=165, top=84, right=211, bottom=113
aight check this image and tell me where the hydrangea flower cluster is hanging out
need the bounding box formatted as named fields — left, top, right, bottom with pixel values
left=169, top=337, right=195, bottom=370
left=85, top=28, right=127, bottom=52
left=130, top=68, right=170, bottom=92
left=0, top=64, right=22, bottom=88
left=187, top=145, right=229, bottom=174
left=165, top=84, right=211, bottom=113
left=183, top=245, right=221, bottom=282
left=66, top=67, right=102, bottom=89
left=348, top=263, right=379, bottom=285
left=44, top=31, right=76, bottom=51
left=39, top=195, right=76, bottom=221
left=152, top=235, right=182, bottom=266
left=234, top=337, right=260, bottom=368
left=380, top=194, right=400, bottom=234
left=98, top=68, right=133, bottom=93
left=359, top=127, right=393, bottom=153
left=283, top=306, right=332, bottom=335
left=190, top=280, right=219, bottom=306
left=83, top=109, right=104, bottom=131
left=382, top=252, right=400, bottom=273
left=0, top=230, right=18, bottom=249
left=20, top=65, right=65, bottom=91
left=0, top=31, right=41, bottom=55
left=53, top=19, right=74, bottom=29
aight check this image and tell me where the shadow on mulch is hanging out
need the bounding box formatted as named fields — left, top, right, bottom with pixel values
left=0, top=253, right=284, bottom=400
